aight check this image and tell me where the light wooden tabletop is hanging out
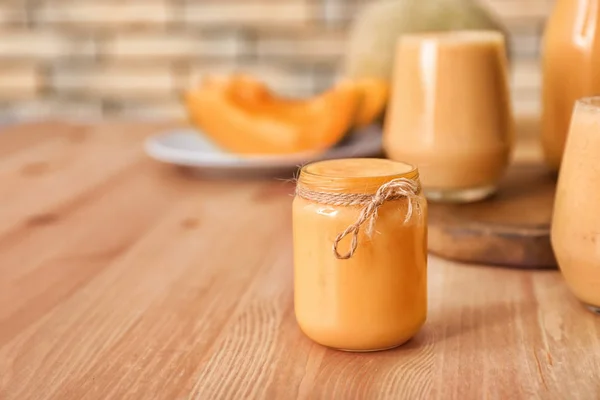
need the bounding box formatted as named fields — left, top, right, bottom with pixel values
left=0, top=120, right=599, bottom=400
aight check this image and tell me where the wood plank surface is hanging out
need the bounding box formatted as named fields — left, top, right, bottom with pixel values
left=0, top=121, right=599, bottom=400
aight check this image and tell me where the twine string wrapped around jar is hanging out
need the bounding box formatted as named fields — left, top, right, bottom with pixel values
left=296, top=177, right=421, bottom=259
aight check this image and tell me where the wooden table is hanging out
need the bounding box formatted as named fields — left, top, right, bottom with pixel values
left=0, top=121, right=599, bottom=400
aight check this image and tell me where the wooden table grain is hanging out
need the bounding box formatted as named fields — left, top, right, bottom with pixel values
left=0, top=120, right=599, bottom=400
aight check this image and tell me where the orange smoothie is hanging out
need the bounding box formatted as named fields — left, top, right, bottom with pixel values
left=542, top=0, right=600, bottom=171
left=552, top=98, right=600, bottom=312
left=384, top=31, right=513, bottom=202
left=293, top=158, right=428, bottom=351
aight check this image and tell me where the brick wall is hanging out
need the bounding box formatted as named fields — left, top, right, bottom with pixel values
left=0, top=0, right=553, bottom=122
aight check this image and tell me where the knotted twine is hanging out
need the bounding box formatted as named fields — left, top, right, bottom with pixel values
left=296, top=178, right=421, bottom=260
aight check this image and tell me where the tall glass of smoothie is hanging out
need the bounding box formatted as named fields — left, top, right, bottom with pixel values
left=552, top=97, right=600, bottom=313
left=383, top=31, right=514, bottom=203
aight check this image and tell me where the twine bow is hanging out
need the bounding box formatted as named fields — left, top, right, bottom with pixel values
left=296, top=178, right=421, bottom=260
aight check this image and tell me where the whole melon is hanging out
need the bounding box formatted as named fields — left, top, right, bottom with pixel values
left=344, top=0, right=510, bottom=82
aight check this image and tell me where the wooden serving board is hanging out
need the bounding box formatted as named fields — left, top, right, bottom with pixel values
left=428, top=163, right=558, bottom=268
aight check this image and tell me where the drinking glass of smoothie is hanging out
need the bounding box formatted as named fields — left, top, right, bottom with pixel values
left=383, top=30, right=514, bottom=203
left=552, top=97, right=600, bottom=314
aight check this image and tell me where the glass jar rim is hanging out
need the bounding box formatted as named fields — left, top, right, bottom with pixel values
left=297, top=158, right=419, bottom=195
left=575, top=96, right=600, bottom=113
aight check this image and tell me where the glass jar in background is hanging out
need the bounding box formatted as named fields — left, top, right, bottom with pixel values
left=541, top=0, right=600, bottom=172
left=384, top=31, right=514, bottom=203
left=293, top=158, right=428, bottom=351
left=551, top=97, right=600, bottom=314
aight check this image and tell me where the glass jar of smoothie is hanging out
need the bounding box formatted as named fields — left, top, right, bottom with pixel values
left=541, top=0, right=600, bottom=172
left=292, top=158, right=428, bottom=351
left=552, top=97, right=600, bottom=314
left=384, top=31, right=514, bottom=203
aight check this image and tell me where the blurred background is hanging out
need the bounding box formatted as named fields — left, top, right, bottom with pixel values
left=0, top=0, right=550, bottom=123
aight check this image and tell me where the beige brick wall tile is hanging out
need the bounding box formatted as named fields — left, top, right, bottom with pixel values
left=186, top=63, right=315, bottom=97
left=51, top=65, right=177, bottom=100
left=0, top=2, right=27, bottom=27
left=509, top=29, right=542, bottom=59
left=0, top=30, right=95, bottom=60
left=510, top=59, right=542, bottom=117
left=35, top=0, right=173, bottom=31
left=511, top=59, right=541, bottom=92
left=104, top=34, right=196, bottom=60
left=104, top=32, right=249, bottom=61
left=183, top=0, right=314, bottom=28
left=318, top=0, right=361, bottom=26
left=183, top=61, right=238, bottom=88
left=512, top=95, right=541, bottom=117
left=257, top=31, right=346, bottom=63
left=0, top=64, right=42, bottom=99
left=0, top=99, right=103, bottom=121
left=111, top=101, right=186, bottom=120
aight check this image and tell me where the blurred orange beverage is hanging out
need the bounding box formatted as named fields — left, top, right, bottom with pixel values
left=384, top=31, right=513, bottom=203
left=542, top=0, right=600, bottom=171
left=552, top=97, right=600, bottom=313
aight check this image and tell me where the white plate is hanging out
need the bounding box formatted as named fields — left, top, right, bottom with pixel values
left=144, top=126, right=383, bottom=175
